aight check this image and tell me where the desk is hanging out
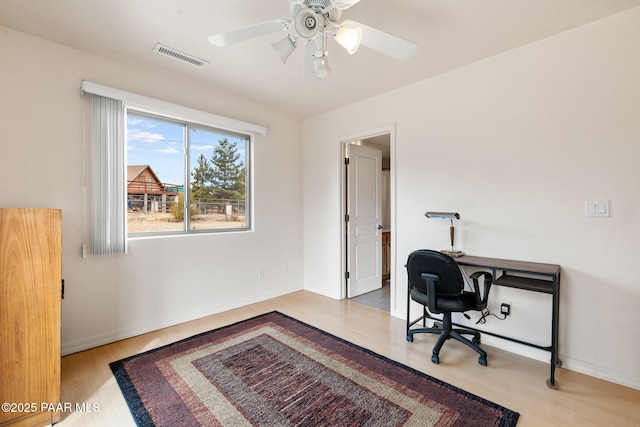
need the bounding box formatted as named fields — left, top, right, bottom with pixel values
left=455, top=255, right=561, bottom=389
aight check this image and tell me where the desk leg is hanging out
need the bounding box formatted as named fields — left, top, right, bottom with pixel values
left=547, top=273, right=561, bottom=389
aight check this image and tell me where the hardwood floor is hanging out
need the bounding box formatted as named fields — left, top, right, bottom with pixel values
left=59, top=291, right=639, bottom=426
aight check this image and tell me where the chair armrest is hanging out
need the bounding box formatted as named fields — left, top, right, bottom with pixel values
left=470, top=271, right=492, bottom=306
left=421, top=273, right=439, bottom=311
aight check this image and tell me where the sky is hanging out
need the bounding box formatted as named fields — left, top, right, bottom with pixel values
left=126, top=112, right=247, bottom=185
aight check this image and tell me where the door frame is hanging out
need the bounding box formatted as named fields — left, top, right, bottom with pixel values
left=339, top=124, right=396, bottom=313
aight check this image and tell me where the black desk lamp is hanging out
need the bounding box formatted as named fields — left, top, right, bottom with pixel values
left=425, top=211, right=464, bottom=257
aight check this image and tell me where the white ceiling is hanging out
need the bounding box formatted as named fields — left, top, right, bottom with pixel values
left=2, top=0, right=639, bottom=118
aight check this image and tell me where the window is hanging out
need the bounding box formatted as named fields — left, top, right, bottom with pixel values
left=82, top=80, right=265, bottom=253
left=126, top=110, right=251, bottom=235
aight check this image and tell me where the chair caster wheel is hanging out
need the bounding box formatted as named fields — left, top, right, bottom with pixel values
left=431, top=354, right=440, bottom=364
left=479, top=357, right=487, bottom=366
left=406, top=335, right=413, bottom=342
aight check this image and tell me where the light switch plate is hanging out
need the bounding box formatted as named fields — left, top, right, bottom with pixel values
left=585, top=200, right=609, bottom=217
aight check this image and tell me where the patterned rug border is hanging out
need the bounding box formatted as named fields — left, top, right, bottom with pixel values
left=110, top=311, right=519, bottom=426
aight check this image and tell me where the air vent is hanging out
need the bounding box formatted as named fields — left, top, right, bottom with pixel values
left=153, top=43, right=209, bottom=68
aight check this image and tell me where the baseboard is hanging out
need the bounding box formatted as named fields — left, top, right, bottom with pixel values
left=560, top=357, right=640, bottom=391
left=475, top=335, right=640, bottom=391
left=303, top=284, right=341, bottom=300
left=479, top=334, right=550, bottom=363
left=61, top=283, right=303, bottom=356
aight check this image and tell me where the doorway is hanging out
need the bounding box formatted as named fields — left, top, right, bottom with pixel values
left=342, top=129, right=393, bottom=312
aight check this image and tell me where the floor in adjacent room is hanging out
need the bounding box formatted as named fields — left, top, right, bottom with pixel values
left=350, top=279, right=390, bottom=311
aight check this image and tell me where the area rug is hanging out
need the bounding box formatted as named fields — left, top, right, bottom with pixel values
left=110, top=311, right=519, bottom=426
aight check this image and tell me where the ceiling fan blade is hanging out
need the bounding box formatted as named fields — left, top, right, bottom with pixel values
left=304, top=40, right=321, bottom=84
left=348, top=20, right=417, bottom=61
left=208, top=19, right=292, bottom=46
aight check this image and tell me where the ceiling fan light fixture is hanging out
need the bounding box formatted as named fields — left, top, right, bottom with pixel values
left=314, top=55, right=332, bottom=78
left=335, top=22, right=362, bottom=54
left=271, top=34, right=297, bottom=63
left=207, top=0, right=418, bottom=83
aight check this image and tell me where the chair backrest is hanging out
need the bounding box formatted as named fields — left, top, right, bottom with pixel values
left=406, top=250, right=464, bottom=296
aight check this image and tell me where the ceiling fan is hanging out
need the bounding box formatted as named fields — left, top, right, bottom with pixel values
left=208, top=0, right=418, bottom=83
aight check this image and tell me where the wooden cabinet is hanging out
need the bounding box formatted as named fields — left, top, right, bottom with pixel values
left=0, top=209, right=62, bottom=427
left=382, top=231, right=391, bottom=279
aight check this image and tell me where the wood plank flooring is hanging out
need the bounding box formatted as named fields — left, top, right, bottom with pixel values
left=59, top=291, right=640, bottom=426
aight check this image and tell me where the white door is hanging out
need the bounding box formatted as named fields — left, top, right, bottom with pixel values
left=346, top=144, right=382, bottom=298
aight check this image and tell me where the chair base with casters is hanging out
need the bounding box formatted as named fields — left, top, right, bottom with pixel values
left=405, top=250, right=492, bottom=366
left=406, top=308, right=487, bottom=366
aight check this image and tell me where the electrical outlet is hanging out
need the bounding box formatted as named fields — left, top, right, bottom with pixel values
left=501, top=303, right=511, bottom=316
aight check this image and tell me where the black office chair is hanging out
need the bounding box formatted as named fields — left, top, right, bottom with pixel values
left=406, top=249, right=492, bottom=366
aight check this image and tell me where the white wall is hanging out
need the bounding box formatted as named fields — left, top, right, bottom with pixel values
left=0, top=26, right=304, bottom=355
left=302, top=8, right=640, bottom=389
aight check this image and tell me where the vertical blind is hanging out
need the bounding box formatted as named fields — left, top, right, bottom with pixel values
left=91, top=95, right=127, bottom=255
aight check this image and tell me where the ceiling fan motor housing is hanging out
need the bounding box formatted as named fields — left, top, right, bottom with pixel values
left=291, top=0, right=342, bottom=23
left=291, top=0, right=332, bottom=13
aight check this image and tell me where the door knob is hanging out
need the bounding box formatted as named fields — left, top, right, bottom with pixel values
left=377, top=225, right=383, bottom=230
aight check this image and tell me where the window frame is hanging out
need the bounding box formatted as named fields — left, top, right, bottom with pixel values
left=126, top=108, right=253, bottom=238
